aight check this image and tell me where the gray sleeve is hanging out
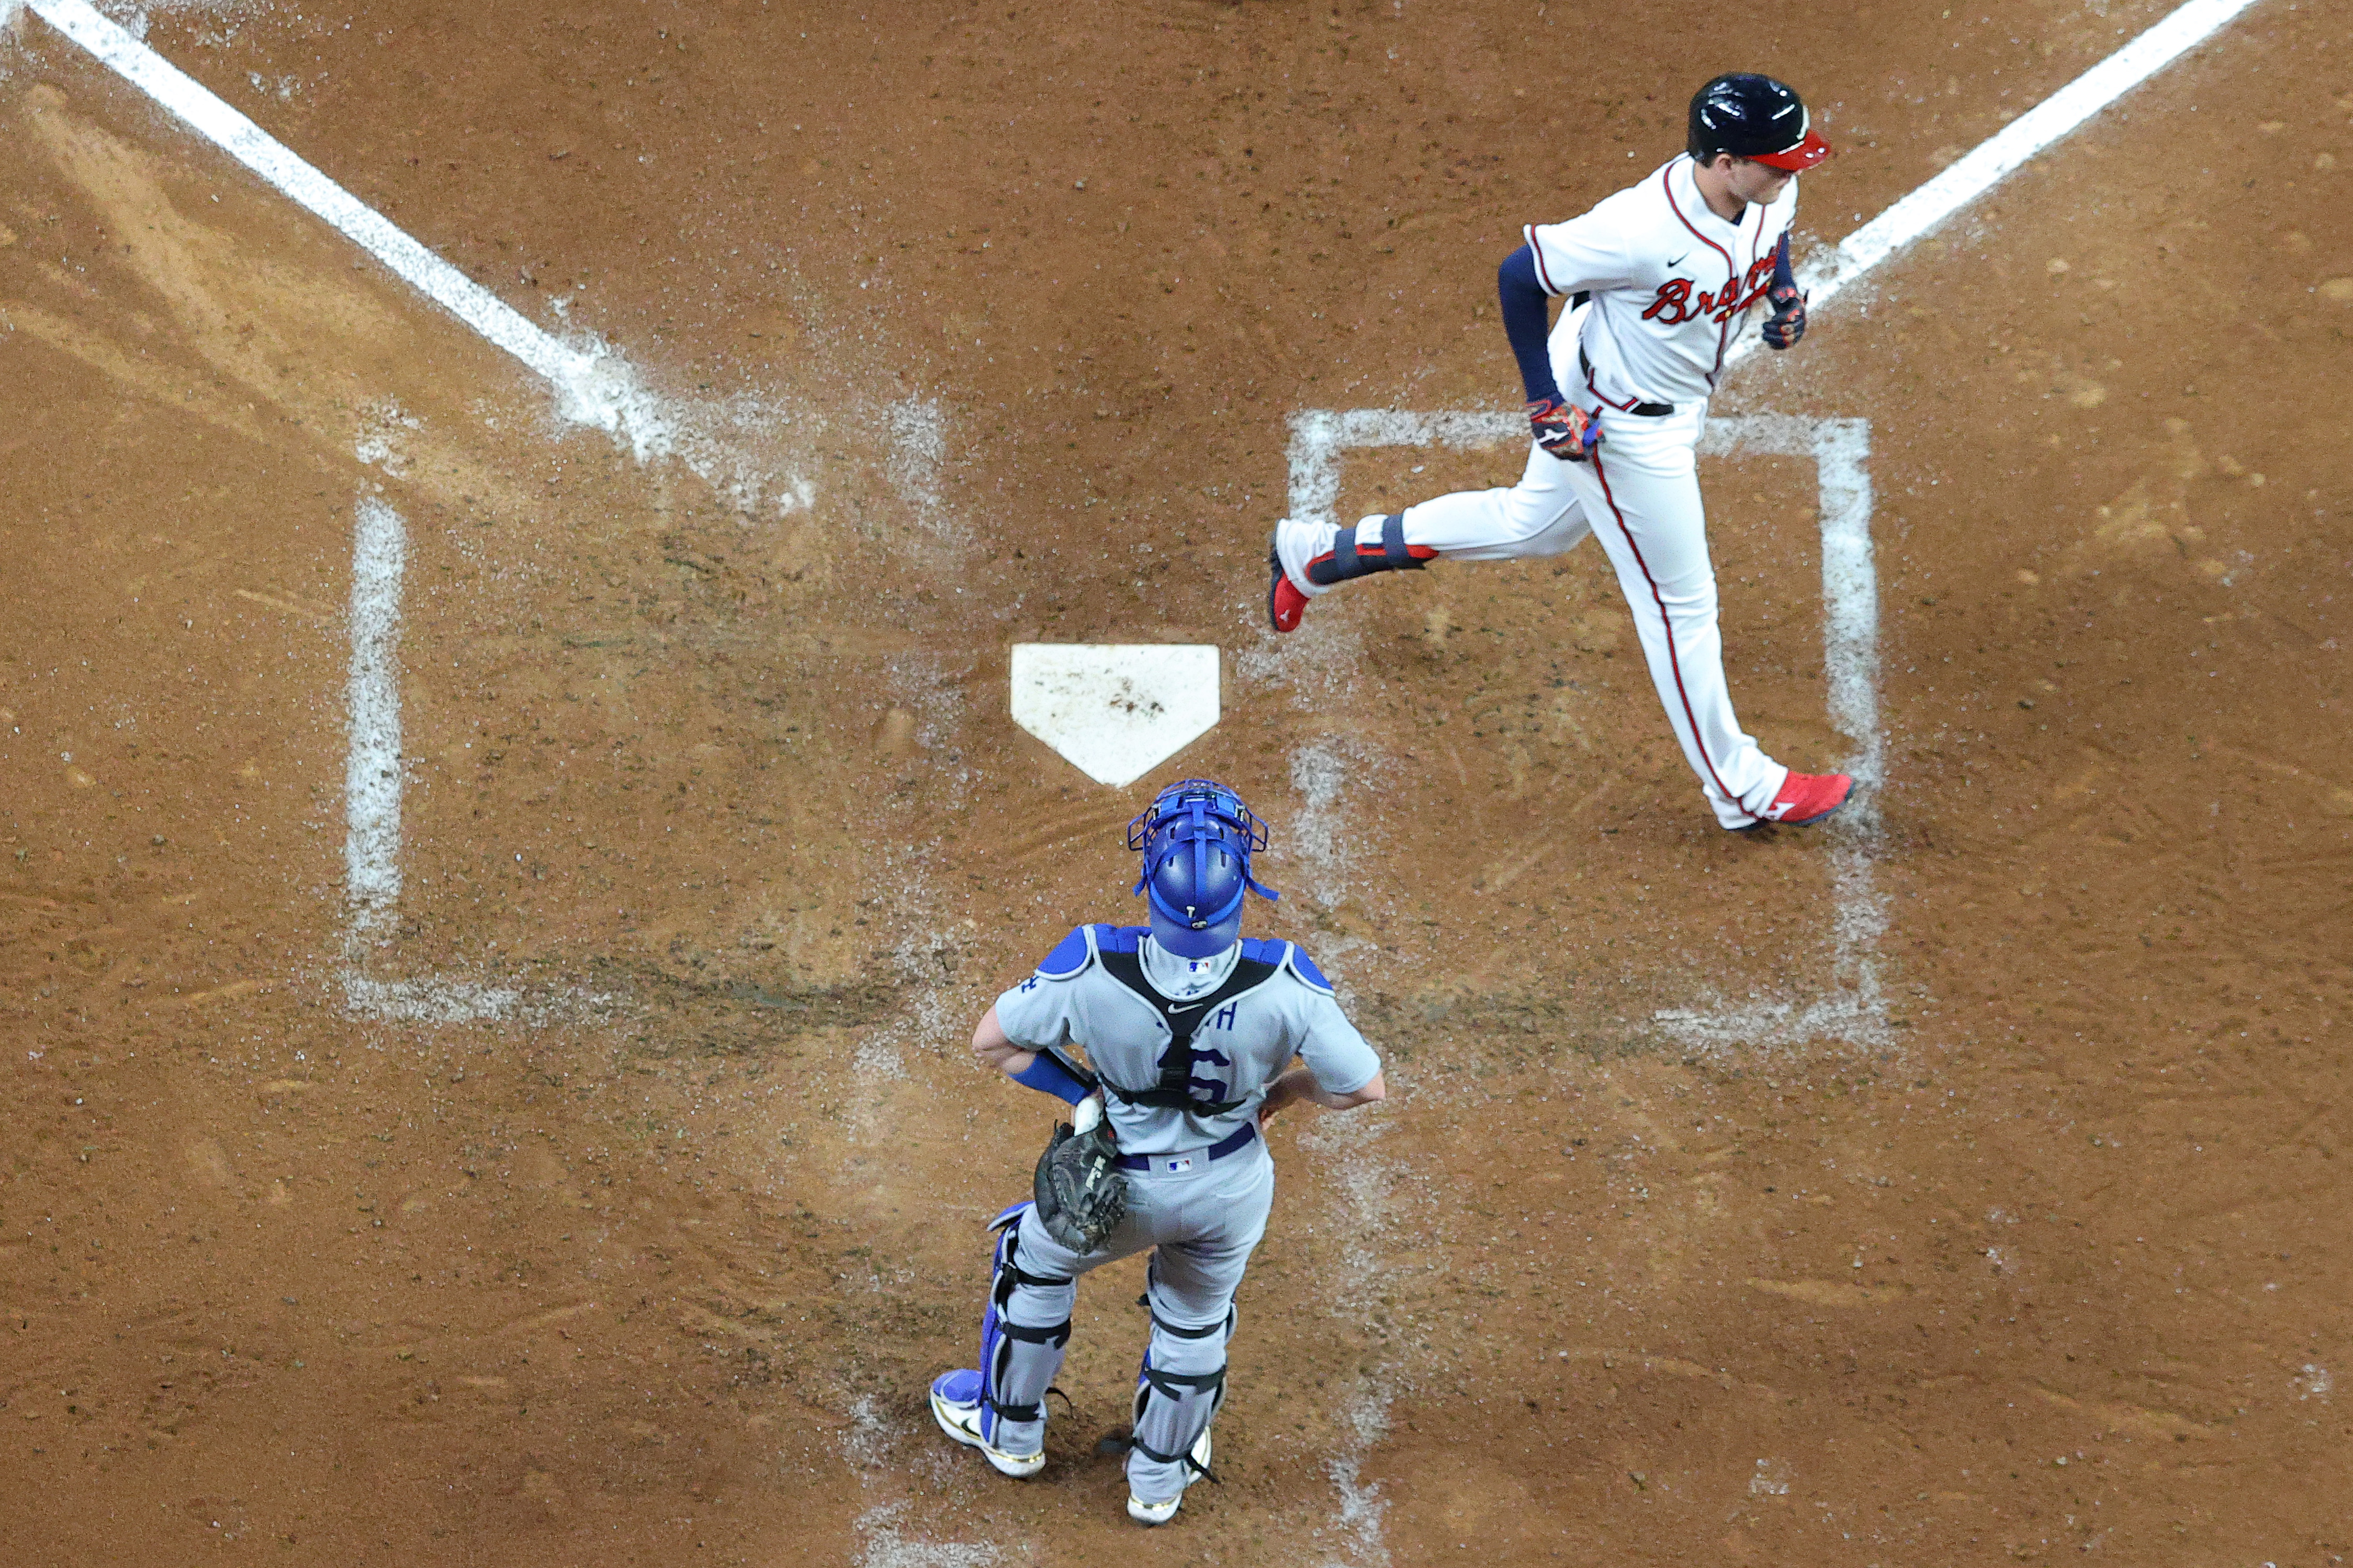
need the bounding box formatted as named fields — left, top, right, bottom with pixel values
left=993, top=976, right=1080, bottom=1053
left=1295, top=990, right=1381, bottom=1097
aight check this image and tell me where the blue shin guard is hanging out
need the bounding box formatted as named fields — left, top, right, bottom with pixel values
left=976, top=1204, right=1074, bottom=1456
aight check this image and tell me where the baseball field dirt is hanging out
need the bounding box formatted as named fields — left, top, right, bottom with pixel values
left=3, top=1, right=2348, bottom=1563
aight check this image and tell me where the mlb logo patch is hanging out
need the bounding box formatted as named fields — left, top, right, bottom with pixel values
left=1162, top=1156, right=1195, bottom=1174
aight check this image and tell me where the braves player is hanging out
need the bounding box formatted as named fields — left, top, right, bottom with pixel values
left=1268, top=74, right=1853, bottom=831
left=928, top=779, right=1386, bottom=1525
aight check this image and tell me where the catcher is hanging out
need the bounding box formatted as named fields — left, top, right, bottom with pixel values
left=928, top=778, right=1386, bottom=1525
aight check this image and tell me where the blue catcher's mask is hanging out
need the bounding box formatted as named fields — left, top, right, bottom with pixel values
left=1125, top=779, right=1280, bottom=958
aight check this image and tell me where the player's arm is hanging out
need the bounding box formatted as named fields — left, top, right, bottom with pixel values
left=1258, top=946, right=1387, bottom=1125
left=1500, top=245, right=1594, bottom=460
left=971, top=1004, right=1099, bottom=1106
left=1498, top=245, right=1563, bottom=407
left=1508, top=210, right=1635, bottom=460
left=1258, top=1065, right=1386, bottom=1126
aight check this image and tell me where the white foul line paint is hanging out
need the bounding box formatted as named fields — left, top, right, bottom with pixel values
left=1282, top=411, right=1888, bottom=1054
left=344, top=495, right=405, bottom=938
left=25, top=0, right=660, bottom=448
left=1726, top=0, right=2266, bottom=366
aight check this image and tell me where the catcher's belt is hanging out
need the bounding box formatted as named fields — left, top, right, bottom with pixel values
left=1113, top=1121, right=1257, bottom=1175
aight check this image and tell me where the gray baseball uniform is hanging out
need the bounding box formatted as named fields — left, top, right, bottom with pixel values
left=985, top=922, right=1379, bottom=1497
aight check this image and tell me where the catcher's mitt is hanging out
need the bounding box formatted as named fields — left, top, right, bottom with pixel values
left=1032, top=1109, right=1126, bottom=1254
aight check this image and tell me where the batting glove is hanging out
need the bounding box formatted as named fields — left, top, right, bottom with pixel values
left=1762, top=284, right=1807, bottom=351
left=1528, top=397, right=1599, bottom=462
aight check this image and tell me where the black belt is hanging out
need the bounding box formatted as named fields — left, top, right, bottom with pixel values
left=1582, top=349, right=1673, bottom=416
left=1115, top=1121, right=1257, bottom=1173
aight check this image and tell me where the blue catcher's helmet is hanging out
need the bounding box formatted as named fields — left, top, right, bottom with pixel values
left=1125, top=779, right=1280, bottom=958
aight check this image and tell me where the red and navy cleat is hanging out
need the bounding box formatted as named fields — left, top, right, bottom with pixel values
left=1268, top=543, right=1309, bottom=634
left=1748, top=770, right=1853, bottom=828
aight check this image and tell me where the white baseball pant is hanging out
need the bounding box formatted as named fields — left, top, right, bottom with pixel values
left=1391, top=402, right=1788, bottom=829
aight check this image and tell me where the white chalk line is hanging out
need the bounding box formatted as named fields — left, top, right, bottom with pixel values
left=1657, top=417, right=1888, bottom=1052
left=1295, top=1099, right=1399, bottom=1568
left=841, top=1396, right=1001, bottom=1568
left=335, top=489, right=618, bottom=1023
left=25, top=0, right=680, bottom=455
left=343, top=493, right=403, bottom=939
left=1725, top=0, right=2267, bottom=366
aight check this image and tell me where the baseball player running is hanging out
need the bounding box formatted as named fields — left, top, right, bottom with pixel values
left=929, top=779, right=1386, bottom=1525
left=1268, top=73, right=1853, bottom=831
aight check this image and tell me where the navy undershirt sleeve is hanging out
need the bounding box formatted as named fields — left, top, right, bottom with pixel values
left=1498, top=245, right=1561, bottom=405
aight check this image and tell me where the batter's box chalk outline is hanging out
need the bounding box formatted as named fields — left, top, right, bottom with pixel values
left=339, top=492, right=618, bottom=1025
left=1285, top=410, right=1887, bottom=1052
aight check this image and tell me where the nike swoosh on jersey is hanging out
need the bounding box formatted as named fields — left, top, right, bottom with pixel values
left=1168, top=1001, right=1209, bottom=1013
left=1667, top=252, right=1690, bottom=267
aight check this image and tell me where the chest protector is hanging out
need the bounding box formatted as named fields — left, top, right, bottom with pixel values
left=1094, top=946, right=1282, bottom=1116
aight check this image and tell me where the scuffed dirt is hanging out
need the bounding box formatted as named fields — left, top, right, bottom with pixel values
left=3, top=1, right=2349, bottom=1564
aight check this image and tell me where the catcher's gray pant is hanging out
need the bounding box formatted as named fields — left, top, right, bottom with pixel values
left=1393, top=404, right=1788, bottom=829
left=989, top=1135, right=1273, bottom=1500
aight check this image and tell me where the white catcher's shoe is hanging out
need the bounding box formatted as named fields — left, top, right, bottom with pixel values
left=929, top=1369, right=1045, bottom=1479
left=1125, top=1423, right=1214, bottom=1526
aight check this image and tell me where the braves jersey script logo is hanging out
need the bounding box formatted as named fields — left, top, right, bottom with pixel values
left=1641, top=252, right=1778, bottom=326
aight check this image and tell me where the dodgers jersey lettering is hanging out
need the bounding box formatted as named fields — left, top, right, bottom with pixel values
left=1526, top=155, right=1799, bottom=408
left=994, top=924, right=1380, bottom=1156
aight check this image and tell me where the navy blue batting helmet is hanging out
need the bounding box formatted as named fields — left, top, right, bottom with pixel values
left=1125, top=779, right=1279, bottom=958
left=1688, top=73, right=1831, bottom=171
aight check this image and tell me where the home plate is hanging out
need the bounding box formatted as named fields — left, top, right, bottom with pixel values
left=1009, top=644, right=1220, bottom=788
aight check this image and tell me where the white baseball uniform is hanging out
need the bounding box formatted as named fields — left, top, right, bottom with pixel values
left=1384, top=155, right=1801, bottom=828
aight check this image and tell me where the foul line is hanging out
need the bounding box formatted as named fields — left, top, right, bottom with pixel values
left=1725, top=0, right=2265, bottom=367
left=24, top=0, right=654, bottom=446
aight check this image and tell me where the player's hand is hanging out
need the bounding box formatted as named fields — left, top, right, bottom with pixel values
left=1528, top=397, right=1598, bottom=462
left=1762, top=283, right=1807, bottom=351
left=1256, top=1075, right=1300, bottom=1130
